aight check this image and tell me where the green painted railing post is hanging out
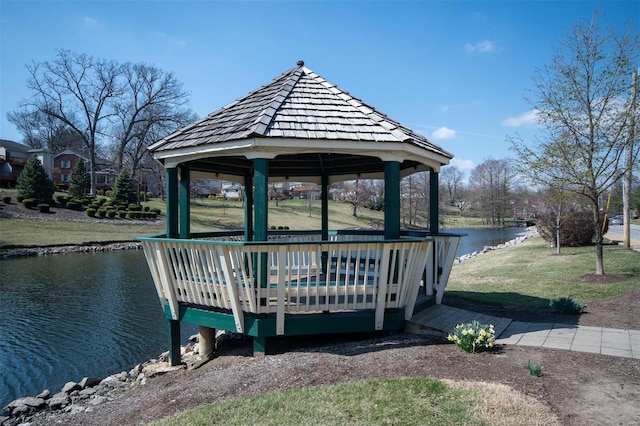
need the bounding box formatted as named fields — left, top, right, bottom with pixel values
left=245, top=173, right=253, bottom=241
left=321, top=174, right=329, bottom=273
left=254, top=159, right=268, bottom=242
left=254, top=158, right=269, bottom=291
left=384, top=161, right=400, bottom=239
left=166, top=167, right=179, bottom=238
left=430, top=169, right=439, bottom=233
left=321, top=174, right=329, bottom=241
left=253, top=159, right=269, bottom=355
left=168, top=319, right=181, bottom=366
left=179, top=164, right=190, bottom=239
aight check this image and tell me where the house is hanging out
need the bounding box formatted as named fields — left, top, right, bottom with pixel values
left=290, top=183, right=321, bottom=199
left=219, top=182, right=243, bottom=200
left=52, top=150, right=118, bottom=192
left=0, top=140, right=53, bottom=187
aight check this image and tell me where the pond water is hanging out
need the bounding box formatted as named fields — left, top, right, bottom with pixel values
left=0, top=226, right=526, bottom=407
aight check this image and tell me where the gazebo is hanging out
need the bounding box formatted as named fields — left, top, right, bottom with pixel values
left=138, top=61, right=462, bottom=364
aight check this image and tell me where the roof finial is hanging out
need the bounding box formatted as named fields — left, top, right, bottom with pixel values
left=297, top=60, right=304, bottom=67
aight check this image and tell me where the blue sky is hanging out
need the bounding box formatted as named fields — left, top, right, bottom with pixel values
left=1, top=0, right=637, bottom=175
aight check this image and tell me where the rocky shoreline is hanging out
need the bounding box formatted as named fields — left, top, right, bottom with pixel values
left=454, top=226, right=538, bottom=264
left=0, top=242, right=143, bottom=260
left=1, top=333, right=235, bottom=426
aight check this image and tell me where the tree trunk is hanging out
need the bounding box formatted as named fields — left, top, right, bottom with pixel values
left=592, top=204, right=605, bottom=275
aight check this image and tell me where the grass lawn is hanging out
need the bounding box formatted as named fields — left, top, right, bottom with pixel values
left=152, top=377, right=559, bottom=426
left=446, top=236, right=640, bottom=307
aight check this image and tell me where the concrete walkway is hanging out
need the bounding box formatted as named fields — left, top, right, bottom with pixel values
left=406, top=304, right=640, bottom=359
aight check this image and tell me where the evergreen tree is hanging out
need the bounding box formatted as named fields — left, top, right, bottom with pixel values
left=16, top=156, right=55, bottom=202
left=68, top=158, right=90, bottom=200
left=112, top=168, right=137, bottom=206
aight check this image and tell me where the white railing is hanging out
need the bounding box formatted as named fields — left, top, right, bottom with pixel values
left=140, top=238, right=432, bottom=335
left=424, top=234, right=462, bottom=304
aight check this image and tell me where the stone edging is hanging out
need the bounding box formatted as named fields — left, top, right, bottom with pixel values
left=0, top=242, right=142, bottom=260
left=1, top=332, right=235, bottom=425
left=454, top=226, right=539, bottom=265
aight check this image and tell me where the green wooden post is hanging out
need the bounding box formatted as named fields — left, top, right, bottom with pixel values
left=179, top=165, right=190, bottom=239
left=253, top=159, right=269, bottom=355
left=254, top=159, right=268, bottom=242
left=253, top=336, right=267, bottom=357
left=384, top=161, right=400, bottom=239
left=245, top=174, right=253, bottom=241
left=168, top=319, right=181, bottom=366
left=430, top=169, right=439, bottom=233
left=321, top=174, right=329, bottom=273
left=166, top=167, right=179, bottom=238
left=321, top=174, right=329, bottom=241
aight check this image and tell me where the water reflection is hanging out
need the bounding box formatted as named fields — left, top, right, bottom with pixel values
left=0, top=251, right=195, bottom=407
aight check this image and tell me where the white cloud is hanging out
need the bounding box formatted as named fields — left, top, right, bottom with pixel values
left=431, top=127, right=456, bottom=140
left=502, top=109, right=540, bottom=127
left=464, top=40, right=496, bottom=53
left=440, top=105, right=450, bottom=112
left=82, top=16, right=98, bottom=26
left=449, top=158, right=476, bottom=172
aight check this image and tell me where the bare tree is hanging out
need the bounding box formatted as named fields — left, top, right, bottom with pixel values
left=468, top=159, right=518, bottom=226
left=111, top=63, right=193, bottom=175
left=20, top=50, right=121, bottom=196
left=7, top=107, right=85, bottom=153
left=510, top=12, right=639, bottom=274
left=440, top=166, right=465, bottom=206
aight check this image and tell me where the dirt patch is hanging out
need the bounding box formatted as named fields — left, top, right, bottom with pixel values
left=567, top=273, right=633, bottom=284
left=25, top=330, right=639, bottom=426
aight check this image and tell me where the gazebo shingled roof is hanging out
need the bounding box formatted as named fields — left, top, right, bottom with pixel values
left=149, top=61, right=453, bottom=184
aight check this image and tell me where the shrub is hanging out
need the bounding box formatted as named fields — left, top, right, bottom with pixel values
left=16, top=195, right=24, bottom=203
left=2, top=195, right=11, bottom=203
left=537, top=210, right=604, bottom=247
left=68, top=159, right=90, bottom=200
left=107, top=209, right=117, bottom=218
left=67, top=201, right=81, bottom=210
left=105, top=190, right=113, bottom=198
left=146, top=192, right=153, bottom=199
left=86, top=208, right=97, bottom=217
left=525, top=360, right=543, bottom=377
left=447, top=321, right=496, bottom=353
left=118, top=210, right=127, bottom=218
left=56, top=195, right=68, bottom=204
left=37, top=203, right=50, bottom=213
left=128, top=203, right=142, bottom=211
left=45, top=199, right=55, bottom=206
left=16, top=156, right=55, bottom=202
left=96, top=209, right=106, bottom=218
left=150, top=207, right=161, bottom=215
left=112, top=169, right=137, bottom=206
left=22, top=198, right=37, bottom=209
left=143, top=206, right=150, bottom=212
left=97, top=197, right=108, bottom=205
left=550, top=297, right=585, bottom=314
left=90, top=202, right=101, bottom=208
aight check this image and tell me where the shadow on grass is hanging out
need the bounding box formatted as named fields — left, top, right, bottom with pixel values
left=443, top=291, right=582, bottom=326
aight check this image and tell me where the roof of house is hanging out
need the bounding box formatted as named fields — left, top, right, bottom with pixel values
left=54, top=149, right=88, bottom=160
left=149, top=62, right=453, bottom=183
left=0, top=139, right=30, bottom=153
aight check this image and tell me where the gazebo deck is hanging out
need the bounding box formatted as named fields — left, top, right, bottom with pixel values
left=138, top=230, right=461, bottom=357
